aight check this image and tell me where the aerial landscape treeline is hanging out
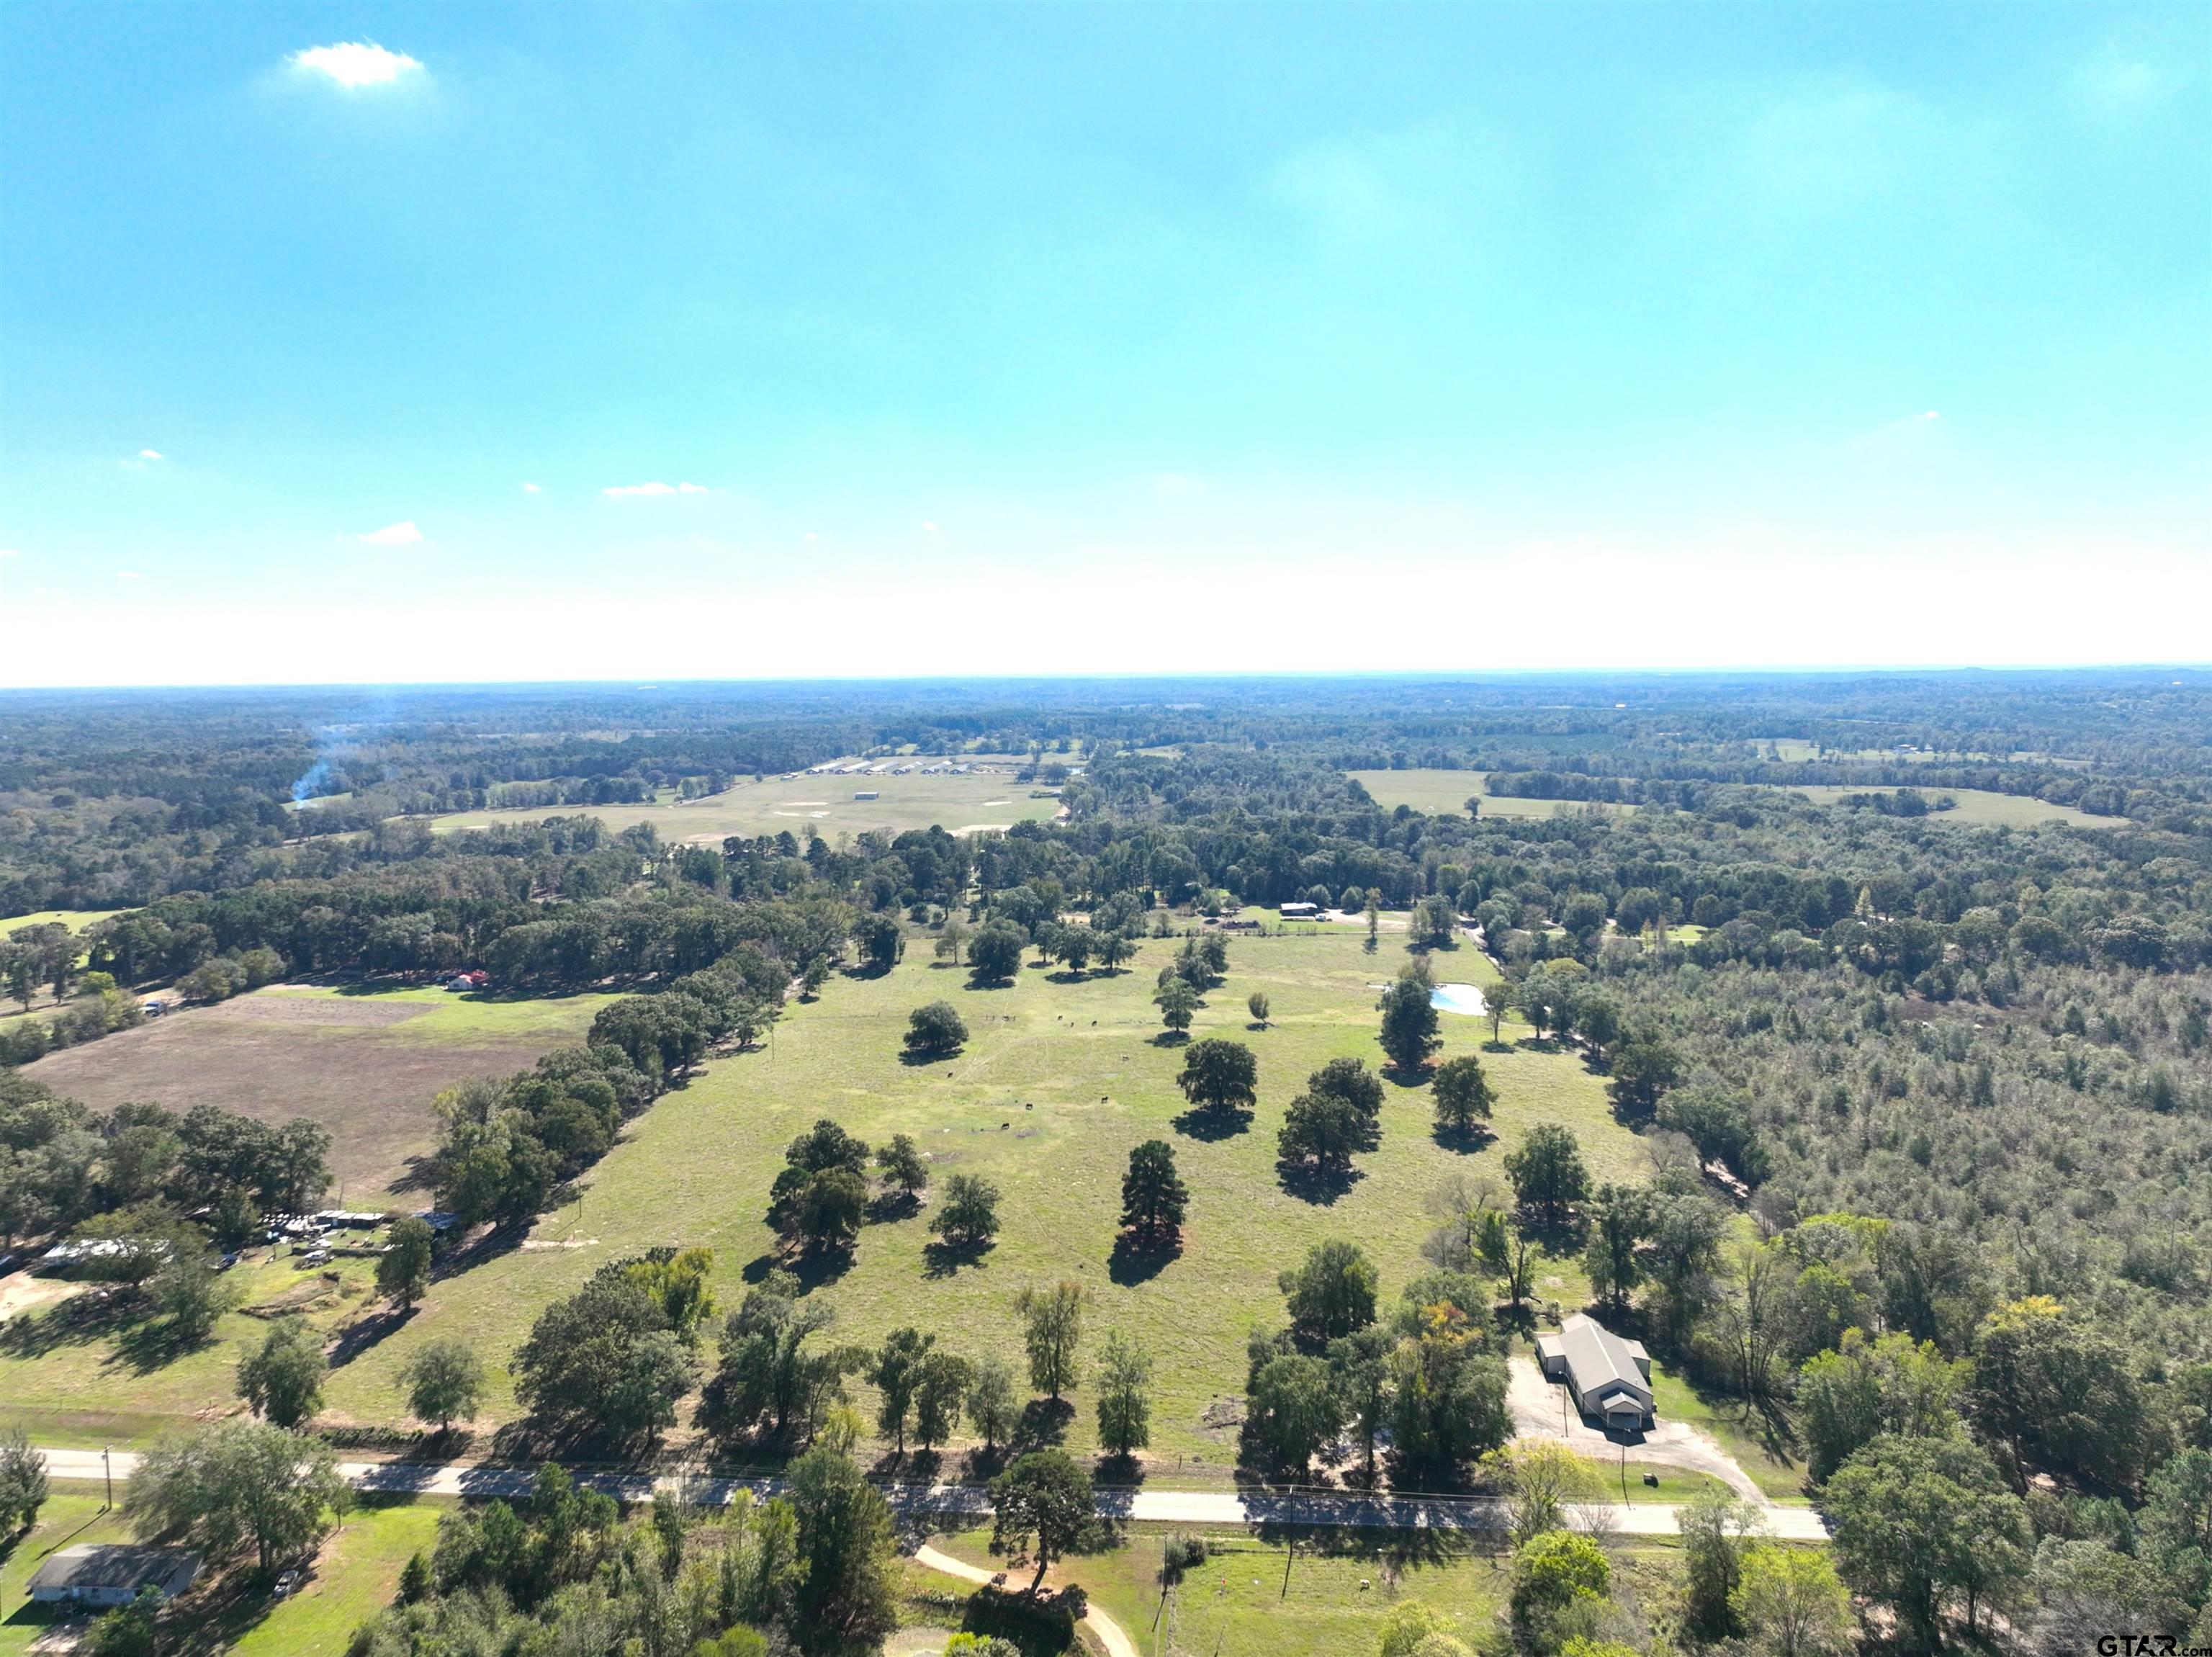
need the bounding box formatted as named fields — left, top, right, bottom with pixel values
left=0, top=671, right=2208, bottom=1656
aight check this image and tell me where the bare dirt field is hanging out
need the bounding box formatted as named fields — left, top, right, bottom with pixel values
left=22, top=984, right=617, bottom=1201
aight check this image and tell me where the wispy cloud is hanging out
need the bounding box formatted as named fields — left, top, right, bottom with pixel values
left=139, top=449, right=164, bottom=461
left=521, top=482, right=541, bottom=493
left=291, top=41, right=424, bottom=89
left=356, top=521, right=423, bottom=545
left=603, top=481, right=710, bottom=498
left=120, top=449, right=168, bottom=469
left=0, top=548, right=20, bottom=559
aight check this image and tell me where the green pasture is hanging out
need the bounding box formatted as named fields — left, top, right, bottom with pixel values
left=1346, top=772, right=1635, bottom=822
left=1776, top=785, right=2116, bottom=829
left=230, top=1496, right=442, bottom=1657
left=325, top=922, right=1646, bottom=1465
left=424, top=770, right=1060, bottom=844
left=932, top=1519, right=1513, bottom=1657
left=0, top=910, right=125, bottom=937
left=0, top=1250, right=390, bottom=1451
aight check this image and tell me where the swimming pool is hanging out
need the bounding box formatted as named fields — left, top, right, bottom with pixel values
left=1430, top=983, right=1488, bottom=1016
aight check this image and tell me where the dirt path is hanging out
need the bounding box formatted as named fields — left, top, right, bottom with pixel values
left=913, top=1543, right=1138, bottom=1657
left=1506, top=1355, right=1770, bottom=1504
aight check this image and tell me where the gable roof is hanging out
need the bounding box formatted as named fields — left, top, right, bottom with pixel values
left=1556, top=1312, right=1651, bottom=1403
left=28, top=1545, right=202, bottom=1598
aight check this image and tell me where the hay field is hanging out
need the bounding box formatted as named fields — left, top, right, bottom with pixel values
left=1777, top=785, right=2117, bottom=829
left=325, top=922, right=1645, bottom=1460
left=1348, top=771, right=1633, bottom=820
left=22, top=983, right=619, bottom=1198
left=426, top=771, right=1061, bottom=843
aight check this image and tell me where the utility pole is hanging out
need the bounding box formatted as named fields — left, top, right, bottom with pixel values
left=1280, top=1534, right=1295, bottom=1600
left=102, top=1445, right=113, bottom=1510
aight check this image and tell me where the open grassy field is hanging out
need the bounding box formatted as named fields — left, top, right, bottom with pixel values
left=932, top=1519, right=1516, bottom=1657
left=0, top=1243, right=395, bottom=1450
left=426, top=770, right=1061, bottom=844
left=1351, top=769, right=2116, bottom=831
left=1776, top=785, right=2117, bottom=829
left=0, top=910, right=125, bottom=936
left=1346, top=772, right=1635, bottom=821
left=230, top=1496, right=443, bottom=1657
left=321, top=922, right=1649, bottom=1466
left=22, top=982, right=619, bottom=1198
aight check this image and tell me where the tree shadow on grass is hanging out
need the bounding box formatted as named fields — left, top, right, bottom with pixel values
left=385, top=1154, right=436, bottom=1196
left=109, top=1314, right=220, bottom=1376
left=1149, top=1030, right=1190, bottom=1048
left=0, top=1288, right=136, bottom=1360
left=782, top=1247, right=857, bottom=1293
left=898, top=1047, right=962, bottom=1067
left=328, top=1303, right=416, bottom=1369
left=1169, top=1105, right=1250, bottom=1141
left=921, top=1237, right=995, bottom=1279
left=1274, top=1159, right=1363, bottom=1206
left=1010, top=1398, right=1073, bottom=1455
left=1107, top=1231, right=1180, bottom=1288
left=1430, top=1123, right=1496, bottom=1155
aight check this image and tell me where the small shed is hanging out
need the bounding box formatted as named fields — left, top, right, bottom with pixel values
left=1536, top=1313, right=1655, bottom=1430
left=1279, top=902, right=1320, bottom=920
left=29, top=1545, right=202, bottom=1607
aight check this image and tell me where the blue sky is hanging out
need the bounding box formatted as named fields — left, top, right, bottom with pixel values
left=2, top=3, right=2206, bottom=684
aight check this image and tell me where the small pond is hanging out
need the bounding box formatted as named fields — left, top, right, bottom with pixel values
left=1429, top=982, right=1488, bottom=1016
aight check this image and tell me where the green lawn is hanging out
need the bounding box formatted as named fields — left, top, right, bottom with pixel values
left=0, top=1489, right=135, bottom=1656
left=0, top=910, right=125, bottom=936
left=1776, top=785, right=2116, bottom=830
left=1647, top=1368, right=1810, bottom=1504
left=0, top=1250, right=392, bottom=1451
left=323, top=922, right=1646, bottom=1466
left=425, top=770, right=1060, bottom=845
left=229, top=1496, right=443, bottom=1656
left=1347, top=772, right=1635, bottom=822
left=932, top=1520, right=1510, bottom=1657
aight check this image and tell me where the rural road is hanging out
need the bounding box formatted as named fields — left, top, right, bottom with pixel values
left=35, top=1447, right=1828, bottom=1541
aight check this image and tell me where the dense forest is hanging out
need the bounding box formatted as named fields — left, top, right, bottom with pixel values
left=4, top=673, right=2210, bottom=1653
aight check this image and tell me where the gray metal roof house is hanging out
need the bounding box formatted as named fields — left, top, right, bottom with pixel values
left=1536, top=1313, right=1655, bottom=1430
left=27, top=1545, right=202, bottom=1608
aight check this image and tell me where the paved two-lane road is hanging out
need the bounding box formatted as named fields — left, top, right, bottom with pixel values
left=35, top=1447, right=1829, bottom=1541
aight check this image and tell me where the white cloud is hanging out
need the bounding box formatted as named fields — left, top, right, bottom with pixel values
left=291, top=41, right=424, bottom=89
left=139, top=449, right=164, bottom=461
left=922, top=521, right=941, bottom=533
left=521, top=482, right=541, bottom=493
left=603, top=481, right=710, bottom=498
left=356, top=521, right=423, bottom=546
left=0, top=548, right=19, bottom=559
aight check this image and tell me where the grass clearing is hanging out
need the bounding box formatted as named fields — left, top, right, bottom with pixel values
left=426, top=770, right=1061, bottom=843
left=0, top=1247, right=391, bottom=1451
left=1347, top=772, right=1635, bottom=821
left=324, top=922, right=1647, bottom=1465
left=1773, top=785, right=2117, bottom=830
left=0, top=910, right=125, bottom=936
left=932, top=1519, right=1512, bottom=1657
left=22, top=982, right=619, bottom=1197
left=229, top=1496, right=443, bottom=1657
